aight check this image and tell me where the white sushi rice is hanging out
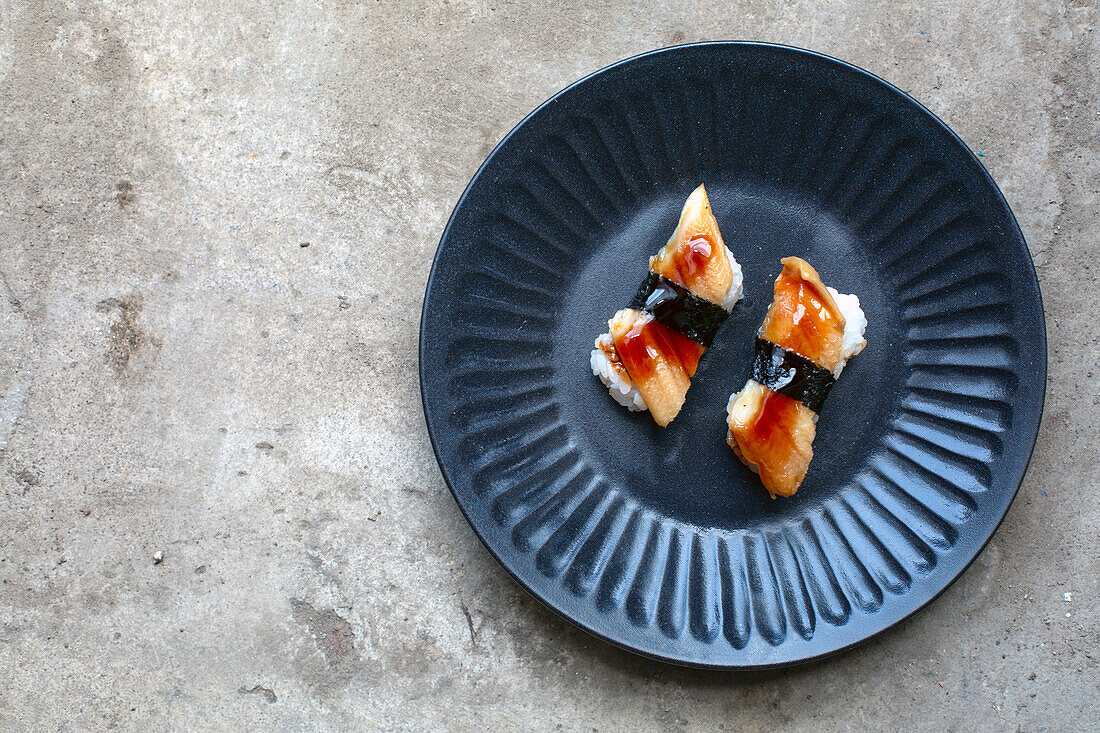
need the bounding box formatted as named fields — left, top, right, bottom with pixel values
left=591, top=344, right=647, bottom=412
left=721, top=245, right=744, bottom=313
left=826, top=286, right=868, bottom=377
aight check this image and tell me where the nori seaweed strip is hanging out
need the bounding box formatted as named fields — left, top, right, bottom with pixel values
left=628, top=272, right=729, bottom=346
left=751, top=338, right=836, bottom=413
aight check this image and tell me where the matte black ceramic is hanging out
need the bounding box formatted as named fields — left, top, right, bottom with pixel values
left=419, top=43, right=1046, bottom=668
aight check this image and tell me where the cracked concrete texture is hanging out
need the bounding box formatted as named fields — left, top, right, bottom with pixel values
left=0, top=0, right=1095, bottom=730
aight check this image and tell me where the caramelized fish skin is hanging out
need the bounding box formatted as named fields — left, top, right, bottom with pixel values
left=759, top=257, right=846, bottom=372
left=729, top=257, right=849, bottom=497
left=600, top=184, right=733, bottom=427
left=650, top=185, right=732, bottom=306
left=609, top=308, right=703, bottom=427
left=727, top=380, right=816, bottom=498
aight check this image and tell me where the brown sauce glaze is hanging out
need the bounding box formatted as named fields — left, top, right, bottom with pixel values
left=596, top=335, right=631, bottom=386
left=613, top=311, right=704, bottom=381
left=653, top=232, right=715, bottom=293
left=761, top=258, right=846, bottom=373
left=737, top=388, right=812, bottom=497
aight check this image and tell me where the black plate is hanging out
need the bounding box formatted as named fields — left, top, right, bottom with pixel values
left=419, top=43, right=1046, bottom=668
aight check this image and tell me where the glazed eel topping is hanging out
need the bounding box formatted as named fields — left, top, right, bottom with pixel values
left=592, top=184, right=744, bottom=427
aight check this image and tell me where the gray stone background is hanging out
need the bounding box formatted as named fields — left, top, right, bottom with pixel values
left=0, top=1, right=1096, bottom=730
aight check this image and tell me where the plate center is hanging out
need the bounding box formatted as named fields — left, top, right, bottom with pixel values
left=555, top=179, right=901, bottom=531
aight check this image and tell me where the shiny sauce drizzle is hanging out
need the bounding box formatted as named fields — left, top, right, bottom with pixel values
left=742, top=388, right=806, bottom=494
left=597, top=337, right=631, bottom=385
left=766, top=275, right=844, bottom=372
left=749, top=388, right=802, bottom=448
left=677, top=235, right=714, bottom=285
left=615, top=312, right=704, bottom=381
left=654, top=232, right=716, bottom=292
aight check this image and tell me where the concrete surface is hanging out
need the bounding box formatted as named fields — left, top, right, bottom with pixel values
left=0, top=1, right=1096, bottom=730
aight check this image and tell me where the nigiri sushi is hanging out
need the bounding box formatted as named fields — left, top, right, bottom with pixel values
left=727, top=257, right=867, bottom=497
left=591, top=185, right=744, bottom=426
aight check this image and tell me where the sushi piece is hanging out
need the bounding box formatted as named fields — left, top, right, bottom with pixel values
left=726, top=257, right=867, bottom=497
left=591, top=184, right=744, bottom=426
